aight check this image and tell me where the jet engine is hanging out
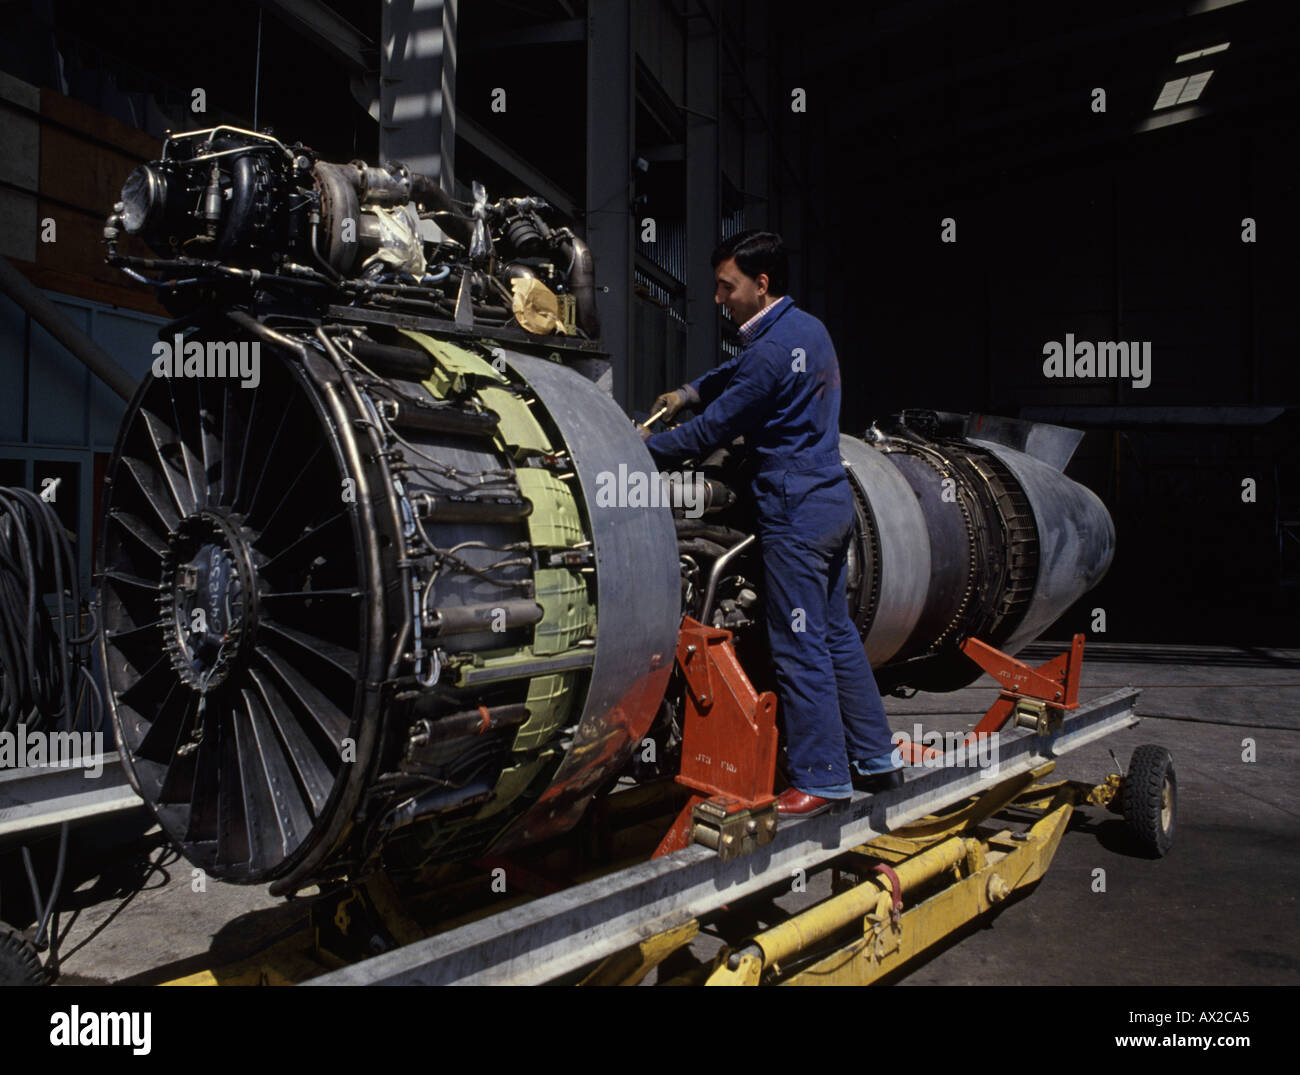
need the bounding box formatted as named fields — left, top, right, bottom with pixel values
left=97, top=130, right=1113, bottom=892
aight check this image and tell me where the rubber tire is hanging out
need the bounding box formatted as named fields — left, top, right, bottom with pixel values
left=1122, top=744, right=1176, bottom=858
left=0, top=923, right=48, bottom=986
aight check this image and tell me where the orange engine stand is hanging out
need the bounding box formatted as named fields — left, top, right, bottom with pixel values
left=897, top=633, right=1086, bottom=764
left=652, top=621, right=1086, bottom=855
left=652, top=617, right=779, bottom=859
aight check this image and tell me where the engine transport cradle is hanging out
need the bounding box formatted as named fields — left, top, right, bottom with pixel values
left=159, top=629, right=1169, bottom=987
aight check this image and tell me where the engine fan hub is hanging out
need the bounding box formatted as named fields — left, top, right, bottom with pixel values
left=161, top=510, right=257, bottom=690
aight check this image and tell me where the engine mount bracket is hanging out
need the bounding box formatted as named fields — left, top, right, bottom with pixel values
left=653, top=617, right=778, bottom=859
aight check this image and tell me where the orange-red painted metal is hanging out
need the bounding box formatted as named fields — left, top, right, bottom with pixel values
left=898, top=633, right=1086, bottom=764
left=653, top=618, right=779, bottom=857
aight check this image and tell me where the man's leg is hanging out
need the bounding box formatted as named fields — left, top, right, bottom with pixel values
left=761, top=529, right=853, bottom=798
left=824, top=521, right=899, bottom=774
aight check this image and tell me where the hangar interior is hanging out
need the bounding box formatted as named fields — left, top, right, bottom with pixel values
left=0, top=0, right=1295, bottom=988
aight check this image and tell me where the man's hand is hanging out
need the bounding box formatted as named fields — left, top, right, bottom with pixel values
left=652, top=387, right=691, bottom=422
left=638, top=425, right=653, bottom=442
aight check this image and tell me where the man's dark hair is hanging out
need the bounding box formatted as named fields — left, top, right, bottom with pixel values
left=711, top=230, right=787, bottom=296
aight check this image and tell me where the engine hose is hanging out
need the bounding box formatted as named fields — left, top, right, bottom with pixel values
left=673, top=520, right=750, bottom=544
left=0, top=486, right=101, bottom=974
left=557, top=234, right=600, bottom=338
left=701, top=534, right=758, bottom=626
left=0, top=487, right=88, bottom=737
left=677, top=538, right=728, bottom=560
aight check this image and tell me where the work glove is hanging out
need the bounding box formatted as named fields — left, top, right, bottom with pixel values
left=651, top=384, right=699, bottom=422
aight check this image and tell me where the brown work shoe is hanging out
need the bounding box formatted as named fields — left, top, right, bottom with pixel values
left=775, top=787, right=833, bottom=818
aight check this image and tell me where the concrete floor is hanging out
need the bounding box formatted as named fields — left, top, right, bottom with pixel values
left=17, top=639, right=1300, bottom=986
left=887, top=642, right=1300, bottom=987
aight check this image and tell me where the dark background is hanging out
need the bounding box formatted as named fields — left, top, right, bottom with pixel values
left=0, top=0, right=1295, bottom=646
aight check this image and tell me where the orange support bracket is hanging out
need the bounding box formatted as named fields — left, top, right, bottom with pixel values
left=653, top=617, right=779, bottom=858
left=898, top=633, right=1086, bottom=765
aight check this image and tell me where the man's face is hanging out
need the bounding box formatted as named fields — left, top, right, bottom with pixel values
left=713, top=257, right=769, bottom=325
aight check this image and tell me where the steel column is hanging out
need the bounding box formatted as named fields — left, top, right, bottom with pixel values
left=380, top=0, right=456, bottom=191
left=684, top=0, right=721, bottom=384
left=585, top=0, right=634, bottom=407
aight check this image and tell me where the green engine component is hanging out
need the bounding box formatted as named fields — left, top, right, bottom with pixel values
left=400, top=331, right=597, bottom=859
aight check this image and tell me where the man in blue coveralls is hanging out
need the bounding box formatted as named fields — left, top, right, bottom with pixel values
left=643, top=230, right=902, bottom=817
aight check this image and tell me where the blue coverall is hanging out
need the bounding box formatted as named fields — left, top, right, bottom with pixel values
left=646, top=295, right=897, bottom=797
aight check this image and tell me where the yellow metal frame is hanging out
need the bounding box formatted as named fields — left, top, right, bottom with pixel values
left=161, top=766, right=1123, bottom=986
left=585, top=763, right=1120, bottom=986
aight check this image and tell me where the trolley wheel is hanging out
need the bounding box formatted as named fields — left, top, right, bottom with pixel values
left=1122, top=744, right=1176, bottom=857
left=0, top=923, right=48, bottom=985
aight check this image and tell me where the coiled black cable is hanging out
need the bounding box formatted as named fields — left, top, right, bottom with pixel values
left=0, top=485, right=104, bottom=976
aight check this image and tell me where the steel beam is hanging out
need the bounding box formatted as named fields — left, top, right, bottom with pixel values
left=683, top=0, right=720, bottom=385
left=0, top=753, right=142, bottom=840
left=381, top=0, right=457, bottom=190
left=457, top=114, right=575, bottom=218
left=467, top=19, right=585, bottom=51
left=0, top=258, right=138, bottom=402
left=585, top=0, right=634, bottom=407
left=306, top=686, right=1140, bottom=986
left=741, top=6, right=770, bottom=230
left=259, top=0, right=375, bottom=73
left=634, top=251, right=683, bottom=296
